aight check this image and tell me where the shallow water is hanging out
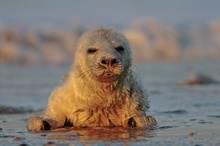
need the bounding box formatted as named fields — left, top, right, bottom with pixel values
left=0, top=59, right=220, bottom=145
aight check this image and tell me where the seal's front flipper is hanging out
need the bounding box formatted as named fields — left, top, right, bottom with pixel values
left=42, top=119, right=63, bottom=130
left=27, top=116, right=64, bottom=131
left=128, top=117, right=137, bottom=128
left=124, top=115, right=157, bottom=129
left=27, top=116, right=44, bottom=131
left=42, top=120, right=51, bottom=130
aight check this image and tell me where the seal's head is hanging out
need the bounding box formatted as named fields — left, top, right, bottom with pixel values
left=74, top=28, right=132, bottom=83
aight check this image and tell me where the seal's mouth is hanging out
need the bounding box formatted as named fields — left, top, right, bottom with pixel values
left=96, top=72, right=119, bottom=83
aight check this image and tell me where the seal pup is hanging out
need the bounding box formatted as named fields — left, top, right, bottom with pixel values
left=27, top=28, right=156, bottom=131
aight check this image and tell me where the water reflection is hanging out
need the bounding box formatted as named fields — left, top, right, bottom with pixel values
left=44, top=127, right=156, bottom=142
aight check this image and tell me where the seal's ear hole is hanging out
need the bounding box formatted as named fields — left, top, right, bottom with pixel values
left=115, top=46, right=124, bottom=53
left=87, top=48, right=97, bottom=54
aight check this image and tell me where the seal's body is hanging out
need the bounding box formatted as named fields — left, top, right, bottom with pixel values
left=27, top=28, right=156, bottom=131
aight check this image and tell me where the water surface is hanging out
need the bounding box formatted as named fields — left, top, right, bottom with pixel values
left=0, top=59, right=220, bottom=145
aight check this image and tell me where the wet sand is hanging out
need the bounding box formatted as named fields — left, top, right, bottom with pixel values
left=0, top=112, right=220, bottom=145
left=1, top=59, right=220, bottom=145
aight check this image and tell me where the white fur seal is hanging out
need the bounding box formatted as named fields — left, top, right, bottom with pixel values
left=27, top=28, right=156, bottom=131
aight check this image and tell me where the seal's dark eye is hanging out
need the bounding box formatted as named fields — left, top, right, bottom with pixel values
left=87, top=48, right=97, bottom=54
left=115, top=46, right=124, bottom=53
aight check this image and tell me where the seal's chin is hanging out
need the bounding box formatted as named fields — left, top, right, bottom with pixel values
left=96, top=73, right=119, bottom=83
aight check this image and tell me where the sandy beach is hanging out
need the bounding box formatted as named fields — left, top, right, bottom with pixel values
left=1, top=59, right=220, bottom=145
left=1, top=107, right=220, bottom=145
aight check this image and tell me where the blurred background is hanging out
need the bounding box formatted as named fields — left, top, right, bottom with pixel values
left=0, top=0, right=220, bottom=65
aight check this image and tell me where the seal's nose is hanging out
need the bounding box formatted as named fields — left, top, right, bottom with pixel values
left=101, top=57, right=118, bottom=66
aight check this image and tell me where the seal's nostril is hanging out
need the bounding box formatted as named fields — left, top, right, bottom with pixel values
left=101, top=59, right=107, bottom=65
left=101, top=58, right=118, bottom=66
left=111, top=58, right=117, bottom=65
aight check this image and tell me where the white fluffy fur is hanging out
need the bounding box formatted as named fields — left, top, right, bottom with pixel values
left=27, top=28, right=156, bottom=131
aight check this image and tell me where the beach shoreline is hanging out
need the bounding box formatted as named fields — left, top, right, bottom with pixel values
left=1, top=60, right=220, bottom=145
left=1, top=112, right=220, bottom=145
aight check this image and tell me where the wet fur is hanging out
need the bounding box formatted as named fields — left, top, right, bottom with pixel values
left=27, top=28, right=156, bottom=131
